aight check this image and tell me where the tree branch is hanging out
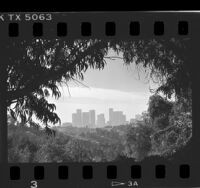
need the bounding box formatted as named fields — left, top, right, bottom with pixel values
left=7, top=41, right=107, bottom=103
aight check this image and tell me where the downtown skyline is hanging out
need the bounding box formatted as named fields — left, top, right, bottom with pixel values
left=48, top=50, right=158, bottom=125
left=69, top=108, right=141, bottom=127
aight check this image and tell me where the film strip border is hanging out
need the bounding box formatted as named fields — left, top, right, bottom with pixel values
left=10, top=164, right=190, bottom=180
left=0, top=12, right=194, bottom=39
left=0, top=161, right=197, bottom=188
left=6, top=162, right=196, bottom=188
left=0, top=12, right=200, bottom=188
left=7, top=21, right=189, bottom=37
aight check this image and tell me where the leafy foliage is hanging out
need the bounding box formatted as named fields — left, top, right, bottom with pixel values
left=149, top=94, right=192, bottom=157
left=124, top=93, right=192, bottom=161
left=8, top=121, right=126, bottom=163
left=124, top=124, right=153, bottom=161
left=7, top=39, right=108, bottom=125
left=7, top=37, right=192, bottom=162
left=6, top=38, right=191, bottom=126
left=148, top=95, right=173, bottom=121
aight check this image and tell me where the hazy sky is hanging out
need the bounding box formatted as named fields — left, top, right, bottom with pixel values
left=48, top=51, right=158, bottom=125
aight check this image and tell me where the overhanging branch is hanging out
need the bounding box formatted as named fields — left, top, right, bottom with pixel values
left=7, top=41, right=108, bottom=103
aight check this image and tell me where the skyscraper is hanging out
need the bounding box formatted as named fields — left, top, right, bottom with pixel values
left=72, top=113, right=78, bottom=126
left=89, top=110, right=96, bottom=127
left=72, top=109, right=96, bottom=127
left=108, top=108, right=126, bottom=126
left=97, top=113, right=105, bottom=127
left=82, top=112, right=90, bottom=127
left=109, top=108, right=113, bottom=125
left=72, top=108, right=127, bottom=127
left=76, top=109, right=82, bottom=126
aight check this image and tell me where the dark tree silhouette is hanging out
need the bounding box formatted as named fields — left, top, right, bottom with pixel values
left=5, top=38, right=191, bottom=126
left=148, top=94, right=173, bottom=130
left=148, top=95, right=173, bottom=121
left=6, top=39, right=109, bottom=125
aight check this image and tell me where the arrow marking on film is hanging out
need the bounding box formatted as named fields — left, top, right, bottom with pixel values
left=111, top=181, right=125, bottom=186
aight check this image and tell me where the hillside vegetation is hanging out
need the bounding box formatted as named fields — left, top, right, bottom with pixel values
left=8, top=94, right=192, bottom=163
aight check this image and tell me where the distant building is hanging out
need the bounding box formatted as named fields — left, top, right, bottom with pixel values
left=76, top=109, right=82, bottom=126
left=109, top=108, right=114, bottom=125
left=72, top=113, right=78, bottom=126
left=72, top=108, right=127, bottom=127
left=109, top=108, right=126, bottom=126
left=97, top=113, right=105, bottom=127
left=82, top=112, right=90, bottom=127
left=72, top=109, right=96, bottom=127
left=62, top=122, right=72, bottom=127
left=89, top=110, right=96, bottom=127
left=115, top=111, right=121, bottom=124
left=72, top=109, right=82, bottom=127
left=106, top=121, right=110, bottom=126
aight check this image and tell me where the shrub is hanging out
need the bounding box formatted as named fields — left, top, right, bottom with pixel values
left=8, top=146, right=31, bottom=162
left=64, top=139, right=95, bottom=162
left=8, top=126, right=41, bottom=162
left=34, top=138, right=68, bottom=162
left=125, top=124, right=153, bottom=161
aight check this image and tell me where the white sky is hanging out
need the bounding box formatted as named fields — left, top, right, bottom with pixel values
left=48, top=51, right=159, bottom=126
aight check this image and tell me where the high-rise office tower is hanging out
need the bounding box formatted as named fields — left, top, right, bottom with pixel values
left=76, top=109, right=82, bottom=126
left=109, top=108, right=113, bottom=125
left=89, top=110, right=96, bottom=127
left=97, top=113, right=105, bottom=127
left=109, top=108, right=126, bottom=126
left=72, top=113, right=78, bottom=126
left=116, top=111, right=123, bottom=125
left=82, top=112, right=90, bottom=127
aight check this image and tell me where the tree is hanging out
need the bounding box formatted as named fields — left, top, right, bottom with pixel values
left=148, top=94, right=173, bottom=130
left=149, top=93, right=192, bottom=156
left=148, top=94, right=173, bottom=121
left=141, top=111, right=151, bottom=125
left=5, top=38, right=191, bottom=126
left=6, top=39, right=108, bottom=125
left=125, top=124, right=153, bottom=161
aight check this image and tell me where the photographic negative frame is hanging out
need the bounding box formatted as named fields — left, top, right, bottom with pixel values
left=0, top=12, right=199, bottom=188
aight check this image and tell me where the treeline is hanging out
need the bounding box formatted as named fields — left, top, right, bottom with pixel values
left=124, top=94, right=192, bottom=161
left=8, top=94, right=192, bottom=163
left=8, top=123, right=124, bottom=162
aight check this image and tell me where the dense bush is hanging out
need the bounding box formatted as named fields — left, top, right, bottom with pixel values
left=149, top=94, right=192, bottom=157
left=148, top=95, right=173, bottom=122
left=124, top=124, right=153, bottom=161
left=123, top=94, right=192, bottom=161
left=8, top=123, right=71, bottom=163
left=34, top=137, right=69, bottom=162
left=8, top=122, right=125, bottom=162
left=8, top=124, right=41, bottom=162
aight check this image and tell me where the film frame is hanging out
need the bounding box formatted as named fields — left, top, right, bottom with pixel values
left=0, top=12, right=200, bottom=188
